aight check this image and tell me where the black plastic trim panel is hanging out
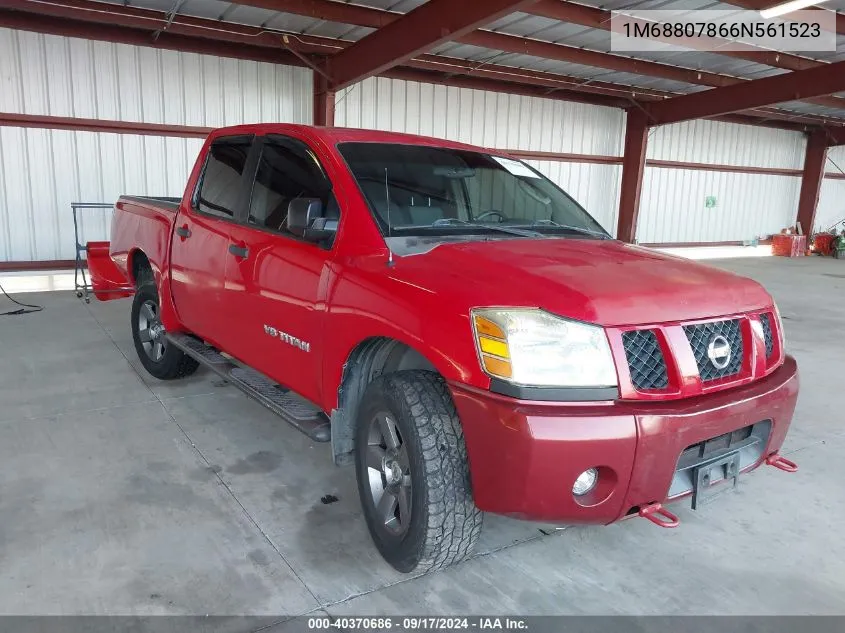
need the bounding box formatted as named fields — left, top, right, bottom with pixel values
left=489, top=378, right=619, bottom=402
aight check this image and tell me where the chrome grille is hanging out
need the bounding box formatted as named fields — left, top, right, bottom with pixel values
left=683, top=319, right=743, bottom=382
left=622, top=329, right=669, bottom=390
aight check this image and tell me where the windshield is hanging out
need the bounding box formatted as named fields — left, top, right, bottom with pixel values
left=337, top=143, right=610, bottom=240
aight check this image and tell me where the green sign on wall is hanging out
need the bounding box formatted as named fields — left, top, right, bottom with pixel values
left=705, top=196, right=717, bottom=209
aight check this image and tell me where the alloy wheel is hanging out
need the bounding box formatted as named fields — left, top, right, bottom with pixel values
left=365, top=412, right=413, bottom=536
left=137, top=299, right=167, bottom=362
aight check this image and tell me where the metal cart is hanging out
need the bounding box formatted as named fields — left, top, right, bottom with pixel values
left=72, top=202, right=133, bottom=303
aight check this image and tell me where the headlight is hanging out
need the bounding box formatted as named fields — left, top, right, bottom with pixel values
left=471, top=308, right=618, bottom=388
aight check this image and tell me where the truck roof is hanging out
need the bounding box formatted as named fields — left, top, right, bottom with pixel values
left=207, top=123, right=500, bottom=155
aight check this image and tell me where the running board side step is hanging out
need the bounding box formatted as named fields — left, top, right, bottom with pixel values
left=166, top=333, right=330, bottom=443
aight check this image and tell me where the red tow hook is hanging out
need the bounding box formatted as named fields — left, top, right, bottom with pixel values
left=766, top=453, right=798, bottom=473
left=638, top=503, right=680, bottom=528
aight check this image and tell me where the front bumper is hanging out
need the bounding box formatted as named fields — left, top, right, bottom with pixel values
left=450, top=355, right=799, bottom=523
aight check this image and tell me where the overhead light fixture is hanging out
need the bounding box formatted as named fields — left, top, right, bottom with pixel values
left=760, top=0, right=830, bottom=18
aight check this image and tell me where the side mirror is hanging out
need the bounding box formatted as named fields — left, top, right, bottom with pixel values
left=287, top=198, right=323, bottom=236
left=304, top=217, right=339, bottom=244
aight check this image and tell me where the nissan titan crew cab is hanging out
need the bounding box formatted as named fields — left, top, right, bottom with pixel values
left=87, top=124, right=800, bottom=573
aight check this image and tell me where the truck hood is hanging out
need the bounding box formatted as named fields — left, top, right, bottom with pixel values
left=389, top=238, right=772, bottom=326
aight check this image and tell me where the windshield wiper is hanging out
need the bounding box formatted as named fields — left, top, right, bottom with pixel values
left=396, top=217, right=543, bottom=238
left=523, top=219, right=611, bottom=239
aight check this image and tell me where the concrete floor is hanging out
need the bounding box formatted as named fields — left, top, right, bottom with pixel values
left=1, top=255, right=844, bottom=617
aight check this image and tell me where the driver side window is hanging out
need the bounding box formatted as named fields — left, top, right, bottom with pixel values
left=247, top=136, right=338, bottom=237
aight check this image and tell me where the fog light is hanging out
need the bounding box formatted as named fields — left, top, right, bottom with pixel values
left=573, top=468, right=598, bottom=496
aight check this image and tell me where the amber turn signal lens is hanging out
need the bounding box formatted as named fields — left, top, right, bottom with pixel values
left=482, top=354, right=512, bottom=378
left=474, top=315, right=506, bottom=340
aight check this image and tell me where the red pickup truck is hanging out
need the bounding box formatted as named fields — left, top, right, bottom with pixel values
left=88, top=123, right=799, bottom=573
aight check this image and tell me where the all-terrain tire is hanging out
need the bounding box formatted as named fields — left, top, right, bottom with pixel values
left=355, top=370, right=482, bottom=573
left=131, top=269, right=199, bottom=380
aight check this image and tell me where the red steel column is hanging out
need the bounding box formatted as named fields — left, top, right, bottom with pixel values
left=796, top=129, right=828, bottom=234
left=616, top=110, right=649, bottom=243
left=313, top=73, right=335, bottom=127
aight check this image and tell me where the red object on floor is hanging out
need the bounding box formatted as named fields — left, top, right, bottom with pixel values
left=813, top=232, right=835, bottom=256
left=772, top=234, right=807, bottom=257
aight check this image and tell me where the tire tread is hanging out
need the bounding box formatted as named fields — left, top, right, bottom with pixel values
left=376, top=371, right=483, bottom=572
left=132, top=268, right=199, bottom=380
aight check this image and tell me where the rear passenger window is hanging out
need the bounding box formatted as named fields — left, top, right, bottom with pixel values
left=196, top=138, right=253, bottom=218
left=248, top=136, right=337, bottom=236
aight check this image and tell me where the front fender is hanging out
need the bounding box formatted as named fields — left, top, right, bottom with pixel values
left=320, top=267, right=487, bottom=411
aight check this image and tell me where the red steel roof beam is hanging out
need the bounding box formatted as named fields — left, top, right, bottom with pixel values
left=313, top=72, right=335, bottom=126
left=527, top=0, right=845, bottom=112
left=616, top=110, right=649, bottom=243
left=226, top=0, right=743, bottom=87
left=644, top=60, right=845, bottom=125
left=4, top=1, right=844, bottom=129
left=221, top=0, right=397, bottom=28
left=324, top=0, right=540, bottom=91
left=382, top=67, right=630, bottom=108
left=0, top=7, right=302, bottom=65
left=227, top=0, right=845, bottom=111
left=796, top=129, right=829, bottom=233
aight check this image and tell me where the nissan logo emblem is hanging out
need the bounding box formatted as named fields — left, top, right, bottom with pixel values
left=707, top=334, right=732, bottom=370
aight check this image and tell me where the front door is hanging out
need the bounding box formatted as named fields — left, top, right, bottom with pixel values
left=169, top=135, right=255, bottom=346
left=224, top=134, right=339, bottom=405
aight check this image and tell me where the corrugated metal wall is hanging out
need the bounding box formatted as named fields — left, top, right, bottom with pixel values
left=638, top=168, right=802, bottom=244
left=335, top=76, right=624, bottom=234
left=638, top=120, right=806, bottom=243
left=0, top=28, right=312, bottom=126
left=816, top=146, right=845, bottom=232
left=646, top=119, right=806, bottom=168
left=0, top=128, right=204, bottom=262
left=0, top=27, right=829, bottom=259
left=0, top=27, right=312, bottom=261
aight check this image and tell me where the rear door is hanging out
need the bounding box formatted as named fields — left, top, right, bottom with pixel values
left=169, top=135, right=256, bottom=345
left=223, top=134, right=339, bottom=405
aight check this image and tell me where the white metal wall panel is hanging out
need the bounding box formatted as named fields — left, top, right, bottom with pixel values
left=0, top=28, right=313, bottom=125
left=815, top=179, right=845, bottom=232
left=637, top=167, right=801, bottom=243
left=0, top=127, right=204, bottom=261
left=647, top=119, right=806, bottom=170
left=815, top=144, right=845, bottom=231
left=0, top=27, right=312, bottom=261
left=335, top=77, right=625, bottom=156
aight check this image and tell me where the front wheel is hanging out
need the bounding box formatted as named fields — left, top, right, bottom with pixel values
left=131, top=271, right=199, bottom=380
left=355, top=371, right=482, bottom=573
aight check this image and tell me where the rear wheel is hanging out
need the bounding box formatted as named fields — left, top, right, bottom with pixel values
left=355, top=371, right=482, bottom=573
left=131, top=270, right=199, bottom=380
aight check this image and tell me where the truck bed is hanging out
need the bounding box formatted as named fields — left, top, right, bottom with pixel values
left=108, top=195, right=183, bottom=285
